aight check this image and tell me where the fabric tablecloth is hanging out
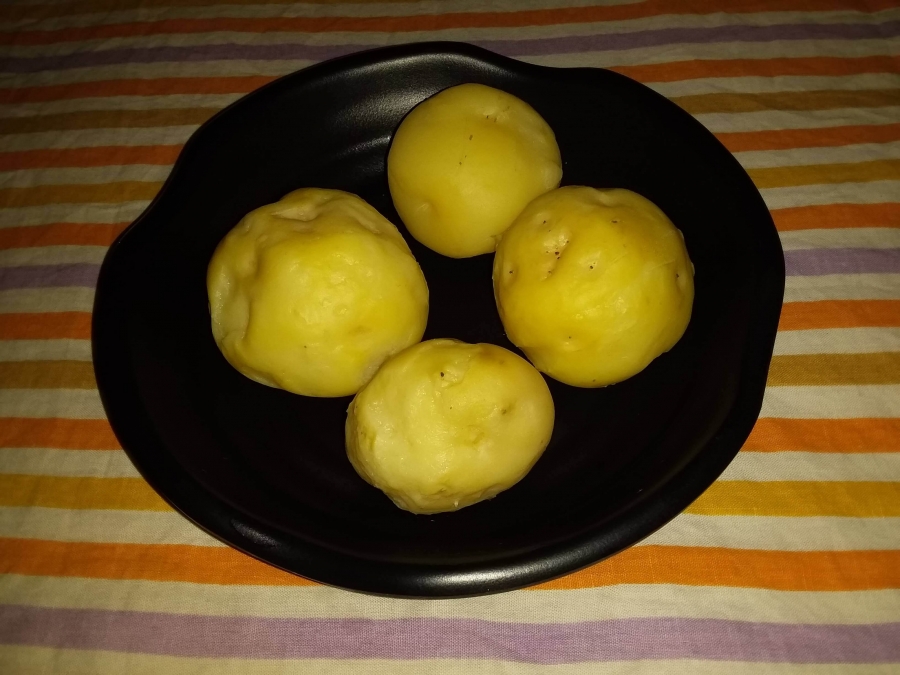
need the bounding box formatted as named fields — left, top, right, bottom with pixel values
left=1, top=0, right=899, bottom=672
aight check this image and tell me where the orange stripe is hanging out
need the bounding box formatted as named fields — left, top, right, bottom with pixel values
left=0, top=418, right=120, bottom=450
left=0, top=145, right=181, bottom=171
left=1, top=538, right=895, bottom=590
left=0, top=223, right=126, bottom=250
left=0, top=313, right=91, bottom=340
left=1, top=0, right=894, bottom=46
left=745, top=418, right=900, bottom=453
left=612, top=55, right=900, bottom=84
left=779, top=301, right=900, bottom=331
left=718, top=123, right=900, bottom=153
left=771, top=203, right=900, bottom=231
left=4, top=55, right=899, bottom=105
left=535, top=547, right=900, bottom=591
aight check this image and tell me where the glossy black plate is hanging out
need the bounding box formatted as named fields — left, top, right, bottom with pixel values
left=93, top=42, right=784, bottom=598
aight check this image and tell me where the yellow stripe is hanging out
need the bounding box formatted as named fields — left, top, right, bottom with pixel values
left=0, top=361, right=96, bottom=389
left=689, top=481, right=900, bottom=517
left=2, top=473, right=897, bottom=517
left=0, top=475, right=168, bottom=511
left=768, top=353, right=900, bottom=386
left=748, top=159, right=900, bottom=189
left=673, top=89, right=900, bottom=114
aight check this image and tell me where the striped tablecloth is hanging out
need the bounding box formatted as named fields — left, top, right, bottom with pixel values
left=1, top=1, right=899, bottom=672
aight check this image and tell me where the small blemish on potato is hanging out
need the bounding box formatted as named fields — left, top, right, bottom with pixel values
left=469, top=134, right=473, bottom=140
left=440, top=372, right=444, bottom=377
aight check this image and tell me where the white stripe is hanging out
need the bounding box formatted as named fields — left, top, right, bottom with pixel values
left=2, top=576, right=899, bottom=624
left=651, top=72, right=900, bottom=97
left=0, top=650, right=896, bottom=675
left=0, top=339, right=92, bottom=362
left=0, top=126, right=196, bottom=153
left=0, top=202, right=146, bottom=228
left=0, top=165, right=173, bottom=189
left=761, top=181, right=900, bottom=210
left=721, top=451, right=900, bottom=481
left=0, top=448, right=135, bottom=477
left=783, top=274, right=900, bottom=302
left=0, top=245, right=107, bottom=267
left=645, top=514, right=900, bottom=550
left=760, top=384, right=900, bottom=419
left=697, top=106, right=900, bottom=133
left=1, top=505, right=897, bottom=553
left=0, top=287, right=95, bottom=313
left=774, top=327, right=900, bottom=355
left=780, top=228, right=900, bottom=251
left=0, top=507, right=219, bottom=547
left=0, top=388, right=105, bottom=419
left=737, top=141, right=900, bottom=170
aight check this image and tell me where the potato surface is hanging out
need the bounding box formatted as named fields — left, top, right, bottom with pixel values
left=208, top=188, right=428, bottom=397
left=493, top=186, right=694, bottom=387
left=346, top=339, right=555, bottom=514
left=388, top=83, right=562, bottom=258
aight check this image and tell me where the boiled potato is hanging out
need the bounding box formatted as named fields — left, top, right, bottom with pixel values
left=388, top=83, right=562, bottom=258
left=346, top=339, right=555, bottom=514
left=494, top=186, right=694, bottom=387
left=208, top=188, right=428, bottom=397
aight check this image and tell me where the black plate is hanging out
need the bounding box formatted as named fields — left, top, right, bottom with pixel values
left=93, top=42, right=784, bottom=598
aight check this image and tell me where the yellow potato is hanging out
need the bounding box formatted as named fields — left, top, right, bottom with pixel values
left=208, top=188, right=428, bottom=397
left=346, top=339, right=555, bottom=514
left=388, top=83, right=562, bottom=258
left=493, top=186, right=694, bottom=387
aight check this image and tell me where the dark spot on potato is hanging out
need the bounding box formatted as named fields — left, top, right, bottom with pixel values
left=440, top=372, right=444, bottom=377
left=469, top=134, right=473, bottom=140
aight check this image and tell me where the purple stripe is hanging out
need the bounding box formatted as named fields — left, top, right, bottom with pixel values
left=785, top=248, right=900, bottom=276
left=1, top=606, right=899, bottom=663
left=3, top=21, right=899, bottom=73
left=0, top=264, right=100, bottom=290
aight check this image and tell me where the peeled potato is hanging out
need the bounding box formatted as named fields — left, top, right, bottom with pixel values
left=494, top=186, right=694, bottom=387
left=388, top=83, right=562, bottom=258
left=208, top=188, right=428, bottom=397
left=346, top=339, right=555, bottom=514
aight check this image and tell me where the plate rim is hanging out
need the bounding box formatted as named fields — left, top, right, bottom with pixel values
left=92, top=40, right=786, bottom=598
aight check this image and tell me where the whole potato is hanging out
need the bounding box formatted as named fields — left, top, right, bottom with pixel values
left=494, top=186, right=694, bottom=387
left=346, top=339, right=555, bottom=514
left=388, top=83, right=562, bottom=258
left=208, top=188, right=428, bottom=397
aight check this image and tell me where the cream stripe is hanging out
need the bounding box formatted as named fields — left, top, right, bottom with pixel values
left=0, top=245, right=107, bottom=267
left=650, top=72, right=900, bottom=97
left=3, top=504, right=896, bottom=551
left=721, top=452, right=900, bottom=482
left=5, top=8, right=899, bottom=55
left=779, top=228, right=900, bottom=251
left=1, top=649, right=896, bottom=675
left=0, top=126, right=197, bottom=153
left=0, top=202, right=145, bottom=228
left=0, top=448, right=137, bottom=477
left=0, top=388, right=105, bottom=419
left=696, top=106, right=900, bottom=134
left=0, top=287, right=96, bottom=313
left=0, top=339, right=92, bottom=362
left=736, top=141, right=900, bottom=170
left=760, top=384, right=900, bottom=419
left=761, top=181, right=900, bottom=210
left=644, top=514, right=900, bottom=550
left=774, top=328, right=900, bottom=355
left=0, top=93, right=239, bottom=117
left=0, top=165, right=172, bottom=189
left=2, top=575, right=899, bottom=624
left=0, top=507, right=219, bottom=546
left=783, top=274, right=900, bottom=303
